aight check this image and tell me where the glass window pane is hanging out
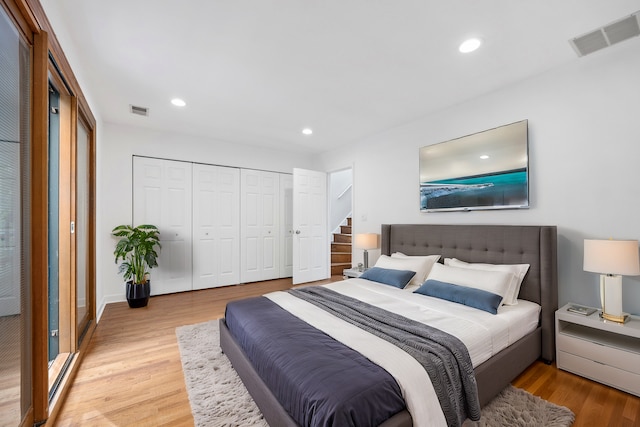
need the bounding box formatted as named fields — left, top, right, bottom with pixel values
left=76, top=120, right=90, bottom=337
left=0, top=5, right=31, bottom=425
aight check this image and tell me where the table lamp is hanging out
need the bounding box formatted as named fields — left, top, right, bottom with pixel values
left=584, top=239, right=640, bottom=323
left=355, top=233, right=378, bottom=269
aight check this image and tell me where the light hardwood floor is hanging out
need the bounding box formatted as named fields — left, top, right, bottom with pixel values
left=53, top=278, right=640, bottom=426
left=0, top=315, right=21, bottom=427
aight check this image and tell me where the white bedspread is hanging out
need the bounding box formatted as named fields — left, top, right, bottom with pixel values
left=265, top=278, right=541, bottom=427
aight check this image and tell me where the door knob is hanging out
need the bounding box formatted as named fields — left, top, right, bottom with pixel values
left=295, top=230, right=301, bottom=234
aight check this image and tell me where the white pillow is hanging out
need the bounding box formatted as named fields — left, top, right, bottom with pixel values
left=426, top=263, right=513, bottom=306
left=444, top=258, right=530, bottom=305
left=390, top=253, right=441, bottom=286
left=374, top=254, right=440, bottom=287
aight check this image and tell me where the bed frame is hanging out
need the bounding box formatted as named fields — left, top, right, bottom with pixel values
left=220, top=224, right=558, bottom=426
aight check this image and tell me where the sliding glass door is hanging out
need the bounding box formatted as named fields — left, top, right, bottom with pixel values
left=46, top=71, right=73, bottom=399
left=0, top=4, right=32, bottom=425
left=48, top=83, right=60, bottom=364
left=46, top=64, right=97, bottom=402
left=0, top=1, right=97, bottom=423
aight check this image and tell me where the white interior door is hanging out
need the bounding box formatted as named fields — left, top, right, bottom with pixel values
left=192, top=164, right=240, bottom=289
left=133, top=157, right=192, bottom=295
left=260, top=172, right=279, bottom=280
left=0, top=141, right=20, bottom=316
left=215, top=166, right=241, bottom=286
left=240, top=169, right=279, bottom=283
left=241, top=169, right=261, bottom=283
left=280, top=174, right=293, bottom=278
left=293, top=168, right=329, bottom=285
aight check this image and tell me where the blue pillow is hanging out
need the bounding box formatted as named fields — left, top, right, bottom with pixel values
left=360, top=267, right=416, bottom=289
left=414, top=279, right=502, bottom=314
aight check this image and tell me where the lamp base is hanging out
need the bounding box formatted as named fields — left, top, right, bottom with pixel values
left=600, top=311, right=630, bottom=323
left=600, top=274, right=626, bottom=323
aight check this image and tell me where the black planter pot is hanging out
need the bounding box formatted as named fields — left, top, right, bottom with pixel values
left=126, top=281, right=150, bottom=308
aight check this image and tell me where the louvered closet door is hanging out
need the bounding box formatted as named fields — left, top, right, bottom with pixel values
left=133, top=157, right=192, bottom=295
left=192, top=164, right=240, bottom=289
left=240, top=169, right=280, bottom=282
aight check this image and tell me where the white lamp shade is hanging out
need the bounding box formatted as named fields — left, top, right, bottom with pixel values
left=355, top=233, right=378, bottom=250
left=584, top=239, right=640, bottom=276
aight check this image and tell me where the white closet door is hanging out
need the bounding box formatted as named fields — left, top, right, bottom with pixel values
left=280, top=174, right=293, bottom=278
left=241, top=169, right=260, bottom=283
left=216, top=166, right=241, bottom=286
left=133, top=157, right=192, bottom=295
left=192, top=164, right=240, bottom=289
left=240, top=169, right=280, bottom=282
left=292, top=168, right=328, bottom=285
left=260, top=171, right=280, bottom=280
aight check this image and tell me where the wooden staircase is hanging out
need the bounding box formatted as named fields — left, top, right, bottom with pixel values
left=330, top=217, right=352, bottom=276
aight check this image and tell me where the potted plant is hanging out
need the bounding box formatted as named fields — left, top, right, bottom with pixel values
left=112, top=224, right=161, bottom=308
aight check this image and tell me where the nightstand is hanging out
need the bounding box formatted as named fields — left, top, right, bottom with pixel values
left=342, top=268, right=363, bottom=279
left=555, top=303, right=640, bottom=396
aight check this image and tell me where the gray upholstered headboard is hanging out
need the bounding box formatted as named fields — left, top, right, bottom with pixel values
left=381, top=224, right=558, bottom=362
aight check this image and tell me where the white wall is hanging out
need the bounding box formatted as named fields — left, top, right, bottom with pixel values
left=97, top=123, right=314, bottom=315
left=329, top=168, right=353, bottom=233
left=315, top=39, right=640, bottom=315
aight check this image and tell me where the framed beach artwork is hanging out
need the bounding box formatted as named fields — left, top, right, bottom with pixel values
left=419, top=120, right=529, bottom=212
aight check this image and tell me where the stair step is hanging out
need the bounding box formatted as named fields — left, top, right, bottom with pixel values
left=331, top=252, right=351, bottom=263
left=331, top=242, right=351, bottom=253
left=331, top=218, right=353, bottom=273
left=331, top=263, right=352, bottom=276
left=333, top=233, right=352, bottom=244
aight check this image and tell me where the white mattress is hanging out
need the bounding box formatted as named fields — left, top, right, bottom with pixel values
left=323, top=278, right=541, bottom=367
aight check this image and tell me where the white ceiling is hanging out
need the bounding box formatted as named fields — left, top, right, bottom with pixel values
left=45, top=1, right=640, bottom=154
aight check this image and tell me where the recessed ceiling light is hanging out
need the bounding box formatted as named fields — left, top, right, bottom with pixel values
left=459, top=38, right=482, bottom=53
left=302, top=128, right=313, bottom=135
left=171, top=98, right=186, bottom=107
left=480, top=155, right=490, bottom=160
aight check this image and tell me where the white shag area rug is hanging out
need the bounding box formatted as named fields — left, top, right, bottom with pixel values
left=176, top=320, right=267, bottom=427
left=176, top=320, right=575, bottom=427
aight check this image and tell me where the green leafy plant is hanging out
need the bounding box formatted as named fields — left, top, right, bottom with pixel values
left=112, top=224, right=161, bottom=285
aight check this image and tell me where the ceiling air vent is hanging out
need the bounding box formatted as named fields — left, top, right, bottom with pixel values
left=570, top=11, right=640, bottom=57
left=130, top=104, right=149, bottom=117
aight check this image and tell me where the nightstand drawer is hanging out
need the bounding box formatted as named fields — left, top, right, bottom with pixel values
left=557, top=350, right=640, bottom=396
left=557, top=333, right=640, bottom=373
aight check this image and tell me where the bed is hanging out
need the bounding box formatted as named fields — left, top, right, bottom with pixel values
left=220, top=224, right=558, bottom=426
